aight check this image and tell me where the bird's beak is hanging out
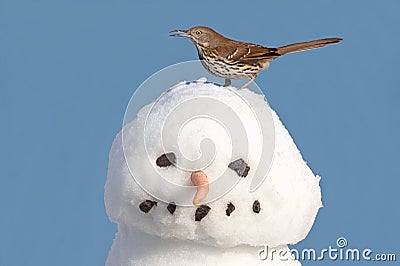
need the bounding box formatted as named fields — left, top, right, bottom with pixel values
left=169, top=29, right=189, bottom=37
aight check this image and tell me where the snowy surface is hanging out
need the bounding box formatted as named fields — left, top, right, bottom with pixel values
left=106, top=225, right=300, bottom=266
left=105, top=81, right=322, bottom=265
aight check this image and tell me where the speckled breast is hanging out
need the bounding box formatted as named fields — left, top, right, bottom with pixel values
left=200, top=58, right=262, bottom=80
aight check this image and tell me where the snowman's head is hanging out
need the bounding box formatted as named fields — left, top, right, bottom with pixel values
left=105, top=81, right=322, bottom=248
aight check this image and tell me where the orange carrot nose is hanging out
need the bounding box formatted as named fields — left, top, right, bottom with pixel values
left=191, top=171, right=209, bottom=205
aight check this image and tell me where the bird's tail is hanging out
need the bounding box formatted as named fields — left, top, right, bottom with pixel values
left=276, top=38, right=342, bottom=55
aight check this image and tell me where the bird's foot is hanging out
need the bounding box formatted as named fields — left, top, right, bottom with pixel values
left=238, top=77, right=255, bottom=90
left=223, top=79, right=231, bottom=87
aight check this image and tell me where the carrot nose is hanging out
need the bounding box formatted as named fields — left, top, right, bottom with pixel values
left=191, top=171, right=209, bottom=205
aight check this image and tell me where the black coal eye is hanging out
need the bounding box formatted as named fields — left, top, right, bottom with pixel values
left=195, top=30, right=202, bottom=35
left=156, top=152, right=176, bottom=167
left=228, top=158, right=250, bottom=177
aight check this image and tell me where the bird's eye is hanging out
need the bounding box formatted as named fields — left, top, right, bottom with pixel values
left=195, top=30, right=202, bottom=35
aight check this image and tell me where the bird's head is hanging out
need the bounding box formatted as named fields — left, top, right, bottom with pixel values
left=170, top=26, right=221, bottom=47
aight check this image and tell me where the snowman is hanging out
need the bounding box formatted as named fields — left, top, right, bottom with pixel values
left=105, top=79, right=322, bottom=265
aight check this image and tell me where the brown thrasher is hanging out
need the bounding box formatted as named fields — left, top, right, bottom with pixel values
left=170, top=26, right=342, bottom=89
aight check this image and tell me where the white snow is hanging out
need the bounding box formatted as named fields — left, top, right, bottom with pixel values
left=105, top=81, right=322, bottom=265
left=106, top=226, right=300, bottom=266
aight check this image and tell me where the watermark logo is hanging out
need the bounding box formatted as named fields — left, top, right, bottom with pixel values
left=258, top=237, right=397, bottom=262
left=122, top=61, right=275, bottom=206
left=336, top=237, right=348, bottom=248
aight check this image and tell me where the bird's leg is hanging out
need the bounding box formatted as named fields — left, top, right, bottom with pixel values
left=238, top=76, right=256, bottom=90
left=224, top=79, right=231, bottom=87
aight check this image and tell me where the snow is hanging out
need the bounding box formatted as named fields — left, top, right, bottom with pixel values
left=105, top=81, right=322, bottom=265
left=106, top=226, right=300, bottom=266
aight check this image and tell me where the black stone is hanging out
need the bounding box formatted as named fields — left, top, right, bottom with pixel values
left=139, top=200, right=157, bottom=213
left=228, top=158, right=250, bottom=177
left=242, top=165, right=250, bottom=177
left=167, top=202, right=176, bottom=214
left=253, top=200, right=261, bottom=213
left=195, top=205, right=211, bottom=221
left=226, top=202, right=235, bottom=216
left=156, top=152, right=176, bottom=167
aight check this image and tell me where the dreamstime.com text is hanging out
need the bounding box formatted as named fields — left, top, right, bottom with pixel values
left=258, top=237, right=397, bottom=262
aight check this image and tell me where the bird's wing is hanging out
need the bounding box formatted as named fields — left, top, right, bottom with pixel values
left=218, top=42, right=281, bottom=64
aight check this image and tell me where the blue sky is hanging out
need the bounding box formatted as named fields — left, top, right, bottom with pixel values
left=1, top=1, right=399, bottom=265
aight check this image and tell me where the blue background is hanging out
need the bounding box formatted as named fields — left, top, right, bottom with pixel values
left=1, top=1, right=398, bottom=265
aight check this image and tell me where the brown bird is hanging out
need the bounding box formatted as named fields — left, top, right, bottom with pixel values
left=170, top=26, right=342, bottom=89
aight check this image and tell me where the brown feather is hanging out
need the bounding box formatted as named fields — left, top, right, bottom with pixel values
left=214, top=41, right=281, bottom=64
left=277, top=38, right=342, bottom=55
